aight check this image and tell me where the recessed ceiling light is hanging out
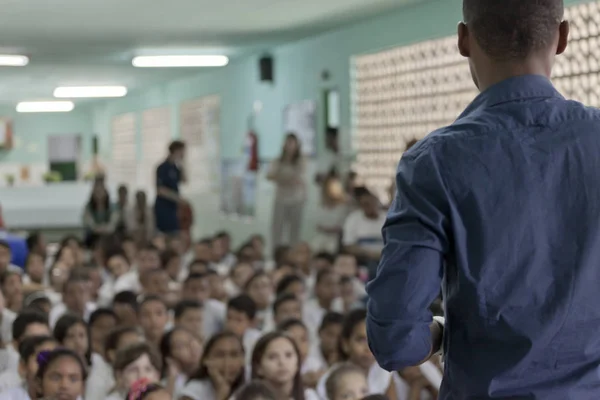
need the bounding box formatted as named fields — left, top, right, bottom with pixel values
left=132, top=55, right=229, bottom=68
left=53, top=86, right=128, bottom=98
left=16, top=101, right=74, bottom=113
left=0, top=55, right=29, bottom=66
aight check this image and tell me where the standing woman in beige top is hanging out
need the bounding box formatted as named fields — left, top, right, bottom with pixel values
left=267, top=133, right=306, bottom=247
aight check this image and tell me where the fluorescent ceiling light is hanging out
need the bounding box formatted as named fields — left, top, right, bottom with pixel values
left=16, top=101, right=74, bottom=113
left=132, top=55, right=229, bottom=68
left=54, top=86, right=128, bottom=98
left=0, top=55, right=29, bottom=66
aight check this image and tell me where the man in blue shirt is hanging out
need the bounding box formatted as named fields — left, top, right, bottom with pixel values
left=365, top=1, right=600, bottom=398
left=154, top=140, right=186, bottom=235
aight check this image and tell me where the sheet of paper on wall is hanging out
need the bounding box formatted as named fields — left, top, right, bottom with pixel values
left=283, top=100, right=317, bottom=156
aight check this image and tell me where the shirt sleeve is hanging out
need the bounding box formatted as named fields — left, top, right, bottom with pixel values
left=366, top=146, right=450, bottom=371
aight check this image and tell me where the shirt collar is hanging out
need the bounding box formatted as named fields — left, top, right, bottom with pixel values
left=458, top=74, right=564, bottom=119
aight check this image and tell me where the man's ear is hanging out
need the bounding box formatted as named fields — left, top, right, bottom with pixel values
left=458, top=22, right=471, bottom=58
left=556, top=20, right=569, bottom=55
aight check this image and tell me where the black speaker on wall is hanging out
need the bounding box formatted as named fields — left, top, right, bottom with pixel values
left=260, top=56, right=274, bottom=83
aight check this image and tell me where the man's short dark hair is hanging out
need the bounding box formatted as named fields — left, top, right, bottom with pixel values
left=463, top=0, right=564, bottom=60
left=168, top=140, right=185, bottom=154
left=227, top=294, right=257, bottom=320
left=13, top=311, right=48, bottom=342
left=174, top=300, right=203, bottom=320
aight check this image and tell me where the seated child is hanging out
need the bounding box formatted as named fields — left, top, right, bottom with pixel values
left=278, top=319, right=327, bottom=388
left=107, top=342, right=162, bottom=400
left=112, top=291, right=139, bottom=326
left=226, top=294, right=261, bottom=363
left=224, top=262, right=254, bottom=298
left=272, top=294, right=303, bottom=326
left=138, top=296, right=170, bottom=348
left=35, top=348, right=87, bottom=400
left=325, top=363, right=369, bottom=400
left=173, top=300, right=204, bottom=341
left=180, top=332, right=246, bottom=400
left=0, top=335, right=57, bottom=396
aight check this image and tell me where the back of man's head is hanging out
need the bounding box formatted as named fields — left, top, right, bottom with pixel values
left=463, top=0, right=564, bottom=60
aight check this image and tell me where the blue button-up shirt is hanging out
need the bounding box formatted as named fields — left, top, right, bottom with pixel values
left=367, top=75, right=600, bottom=399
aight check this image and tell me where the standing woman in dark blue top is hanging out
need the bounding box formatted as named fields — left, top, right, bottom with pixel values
left=154, top=140, right=186, bottom=236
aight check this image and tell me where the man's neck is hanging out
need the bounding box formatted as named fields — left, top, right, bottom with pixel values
left=476, top=57, right=552, bottom=93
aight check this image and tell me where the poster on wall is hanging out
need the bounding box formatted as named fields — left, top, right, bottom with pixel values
left=180, top=95, right=221, bottom=193
left=283, top=100, right=317, bottom=156
left=220, top=159, right=257, bottom=218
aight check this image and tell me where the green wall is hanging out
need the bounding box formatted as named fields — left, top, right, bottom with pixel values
left=0, top=109, right=92, bottom=164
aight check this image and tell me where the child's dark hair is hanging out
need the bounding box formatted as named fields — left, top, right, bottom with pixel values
left=362, top=396, right=389, bottom=400
left=174, top=300, right=203, bottom=320
left=112, top=290, right=139, bottom=313
left=232, top=380, right=278, bottom=400
left=277, top=318, right=307, bottom=333
left=89, top=308, right=117, bottom=328
left=251, top=332, right=305, bottom=400
left=138, top=295, right=168, bottom=313
left=339, top=308, right=367, bottom=360
left=228, top=294, right=257, bottom=320
left=105, top=248, right=129, bottom=265
left=104, top=326, right=141, bottom=358
left=189, top=331, right=245, bottom=392
left=12, top=311, right=48, bottom=343
left=319, top=312, right=344, bottom=333
left=325, top=363, right=366, bottom=400
left=184, top=272, right=208, bottom=286
left=53, top=314, right=92, bottom=366
left=18, top=335, right=56, bottom=362
left=35, top=348, right=88, bottom=388
left=244, top=271, right=268, bottom=292
left=272, top=293, right=300, bottom=315
left=314, top=251, right=335, bottom=264
left=113, top=342, right=162, bottom=373
left=275, top=274, right=303, bottom=296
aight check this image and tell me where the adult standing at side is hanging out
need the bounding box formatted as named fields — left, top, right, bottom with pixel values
left=154, top=140, right=186, bottom=236
left=366, top=1, right=600, bottom=399
left=267, top=133, right=306, bottom=247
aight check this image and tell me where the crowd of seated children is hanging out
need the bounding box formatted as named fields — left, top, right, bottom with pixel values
left=0, top=185, right=444, bottom=400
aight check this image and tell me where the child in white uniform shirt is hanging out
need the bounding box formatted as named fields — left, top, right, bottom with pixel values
left=180, top=332, right=246, bottom=400
left=250, top=332, right=319, bottom=400
left=225, top=294, right=262, bottom=365
left=0, top=335, right=57, bottom=394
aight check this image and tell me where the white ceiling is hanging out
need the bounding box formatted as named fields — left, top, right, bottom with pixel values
left=0, top=0, right=423, bottom=106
